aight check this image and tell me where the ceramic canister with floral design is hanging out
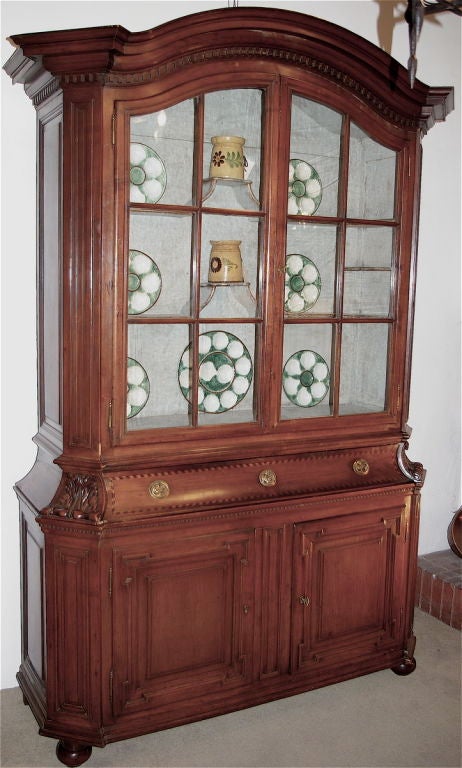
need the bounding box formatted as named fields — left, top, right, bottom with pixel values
left=210, top=136, right=246, bottom=179
left=208, top=241, right=244, bottom=283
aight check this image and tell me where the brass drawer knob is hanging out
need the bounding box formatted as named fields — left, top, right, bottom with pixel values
left=259, top=469, right=277, bottom=487
left=299, top=595, right=310, bottom=607
left=148, top=480, right=170, bottom=499
left=353, top=459, right=370, bottom=476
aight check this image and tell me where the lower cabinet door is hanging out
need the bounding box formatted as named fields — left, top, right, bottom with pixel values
left=112, top=527, right=255, bottom=716
left=291, top=500, right=409, bottom=674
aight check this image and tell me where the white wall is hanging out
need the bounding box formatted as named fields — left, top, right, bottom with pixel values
left=1, top=0, right=460, bottom=690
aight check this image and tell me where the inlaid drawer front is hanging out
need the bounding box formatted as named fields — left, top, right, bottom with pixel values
left=106, top=444, right=405, bottom=518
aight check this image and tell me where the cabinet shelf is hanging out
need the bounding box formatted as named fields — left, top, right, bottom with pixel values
left=202, top=177, right=260, bottom=208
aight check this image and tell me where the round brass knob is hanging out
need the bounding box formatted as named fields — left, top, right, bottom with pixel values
left=353, top=459, right=370, bottom=476
left=258, top=469, right=277, bottom=487
left=148, top=480, right=170, bottom=499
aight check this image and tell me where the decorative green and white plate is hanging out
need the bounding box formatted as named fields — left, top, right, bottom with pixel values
left=128, top=249, right=162, bottom=315
left=130, top=142, right=166, bottom=204
left=282, top=350, right=330, bottom=407
left=127, top=357, right=150, bottom=418
left=178, top=331, right=253, bottom=413
left=288, top=159, right=322, bottom=216
left=285, top=253, right=321, bottom=313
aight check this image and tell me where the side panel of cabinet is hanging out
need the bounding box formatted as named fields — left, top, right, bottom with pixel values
left=43, top=531, right=103, bottom=740
left=37, top=91, right=63, bottom=450
left=62, top=87, right=105, bottom=452
left=292, top=498, right=410, bottom=674
left=18, top=502, right=46, bottom=712
left=112, top=528, right=256, bottom=717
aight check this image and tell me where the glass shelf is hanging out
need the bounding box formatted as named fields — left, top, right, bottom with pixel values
left=202, top=178, right=260, bottom=209
left=200, top=282, right=257, bottom=318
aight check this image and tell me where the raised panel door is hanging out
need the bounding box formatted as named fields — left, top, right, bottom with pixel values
left=112, top=528, right=255, bottom=717
left=292, top=499, right=409, bottom=674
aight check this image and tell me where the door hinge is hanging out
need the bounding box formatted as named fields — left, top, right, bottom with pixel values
left=112, top=113, right=116, bottom=146
left=108, top=399, right=113, bottom=430
left=109, top=669, right=114, bottom=704
left=108, top=566, right=113, bottom=598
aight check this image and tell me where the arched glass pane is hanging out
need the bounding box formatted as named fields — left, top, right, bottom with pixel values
left=347, top=124, right=396, bottom=220
left=289, top=96, right=342, bottom=217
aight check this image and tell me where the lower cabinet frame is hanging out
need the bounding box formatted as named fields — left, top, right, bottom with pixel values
left=18, top=483, right=419, bottom=761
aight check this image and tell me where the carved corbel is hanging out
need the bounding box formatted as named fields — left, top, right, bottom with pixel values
left=42, top=473, right=105, bottom=522
left=397, top=442, right=426, bottom=486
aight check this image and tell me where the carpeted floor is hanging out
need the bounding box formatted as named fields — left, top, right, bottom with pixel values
left=1, top=609, right=461, bottom=768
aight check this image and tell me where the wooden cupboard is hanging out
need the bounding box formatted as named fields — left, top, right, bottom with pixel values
left=4, top=7, right=453, bottom=765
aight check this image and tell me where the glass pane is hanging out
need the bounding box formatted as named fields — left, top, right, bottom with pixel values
left=200, top=214, right=260, bottom=318
left=281, top=324, right=332, bottom=419
left=339, top=323, right=389, bottom=414
left=343, top=226, right=394, bottom=317
left=195, top=324, right=256, bottom=425
left=343, top=272, right=391, bottom=317
left=130, top=99, right=195, bottom=207
left=285, top=223, right=337, bottom=315
left=127, top=324, right=191, bottom=430
left=347, top=124, right=396, bottom=219
left=129, top=211, right=192, bottom=317
left=345, top=226, right=394, bottom=268
left=289, top=96, right=342, bottom=217
left=203, top=89, right=262, bottom=209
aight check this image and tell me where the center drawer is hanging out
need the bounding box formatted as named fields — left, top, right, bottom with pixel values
left=104, top=443, right=407, bottom=520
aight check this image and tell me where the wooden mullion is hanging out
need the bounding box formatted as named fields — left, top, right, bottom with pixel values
left=201, top=206, right=264, bottom=219
left=189, top=95, right=207, bottom=428
left=195, top=317, right=262, bottom=326
left=127, top=316, right=193, bottom=324
left=130, top=202, right=199, bottom=215
left=331, top=114, right=351, bottom=417
left=266, top=77, right=290, bottom=429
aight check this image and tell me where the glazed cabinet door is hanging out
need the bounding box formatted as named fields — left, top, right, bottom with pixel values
left=291, top=498, right=410, bottom=674
left=114, top=76, right=411, bottom=455
left=112, top=527, right=255, bottom=717
left=281, top=90, right=403, bottom=423
left=119, top=85, right=268, bottom=440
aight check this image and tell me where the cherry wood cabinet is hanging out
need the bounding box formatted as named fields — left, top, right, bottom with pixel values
left=4, top=7, right=453, bottom=766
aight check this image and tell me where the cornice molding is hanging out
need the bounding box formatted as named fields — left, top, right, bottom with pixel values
left=3, top=48, right=61, bottom=108
left=60, top=46, right=417, bottom=130
left=32, top=76, right=61, bottom=107
left=5, top=7, right=453, bottom=131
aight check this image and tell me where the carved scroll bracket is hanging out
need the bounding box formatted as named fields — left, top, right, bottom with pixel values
left=397, top=443, right=426, bottom=486
left=42, top=473, right=106, bottom=523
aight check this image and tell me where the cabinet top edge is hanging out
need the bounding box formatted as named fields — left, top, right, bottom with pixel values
left=4, top=7, right=453, bottom=130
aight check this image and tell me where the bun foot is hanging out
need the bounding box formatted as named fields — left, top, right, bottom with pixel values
left=56, top=741, right=92, bottom=767
left=392, top=655, right=417, bottom=676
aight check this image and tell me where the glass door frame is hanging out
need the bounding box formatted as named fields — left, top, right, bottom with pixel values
left=109, top=69, right=417, bottom=451
left=111, top=70, right=281, bottom=448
